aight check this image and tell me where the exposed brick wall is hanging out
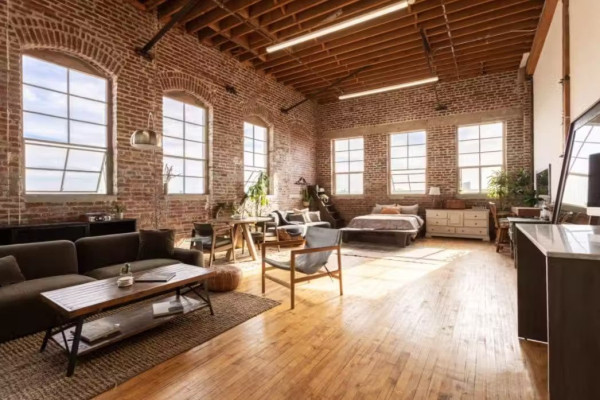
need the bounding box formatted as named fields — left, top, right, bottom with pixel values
left=0, top=0, right=317, bottom=239
left=316, top=72, right=533, bottom=222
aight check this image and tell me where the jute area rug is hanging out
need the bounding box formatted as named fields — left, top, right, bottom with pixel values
left=0, top=291, right=279, bottom=400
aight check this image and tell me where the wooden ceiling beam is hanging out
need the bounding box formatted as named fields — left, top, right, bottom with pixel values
left=186, top=0, right=262, bottom=34
left=179, top=2, right=216, bottom=25
left=526, top=0, right=559, bottom=75
left=157, top=0, right=189, bottom=22
left=212, top=0, right=298, bottom=37
left=144, top=0, right=170, bottom=11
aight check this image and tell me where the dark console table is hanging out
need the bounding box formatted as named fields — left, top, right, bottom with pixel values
left=0, top=219, right=136, bottom=245
left=516, top=223, right=600, bottom=400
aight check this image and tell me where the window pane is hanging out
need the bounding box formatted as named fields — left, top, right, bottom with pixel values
left=163, top=137, right=184, bottom=157
left=26, top=169, right=63, bottom=192
left=244, top=122, right=253, bottom=138
left=186, top=160, right=205, bottom=177
left=23, top=112, right=68, bottom=143
left=412, top=183, right=426, bottom=192
left=254, top=126, right=267, bottom=141
left=22, top=56, right=67, bottom=92
left=481, top=138, right=502, bottom=152
left=335, top=139, right=348, bottom=151
left=459, top=153, right=479, bottom=167
left=409, top=173, right=426, bottom=182
left=168, top=177, right=184, bottom=194
left=185, top=123, right=204, bottom=142
left=349, top=161, right=363, bottom=172
left=254, top=153, right=266, bottom=168
left=392, top=174, right=408, bottom=183
left=390, top=134, right=407, bottom=146
left=408, top=144, right=426, bottom=157
left=390, top=146, right=407, bottom=158
left=393, top=182, right=411, bottom=192
left=458, top=140, right=479, bottom=154
left=185, top=104, right=205, bottom=125
left=244, top=151, right=254, bottom=166
left=63, top=171, right=100, bottom=191
left=335, top=151, right=349, bottom=162
left=458, top=126, right=479, bottom=140
left=70, top=121, right=106, bottom=147
left=480, top=151, right=502, bottom=166
left=481, top=166, right=501, bottom=191
left=23, top=85, right=68, bottom=117
left=408, top=157, right=426, bottom=169
left=391, top=158, right=408, bottom=170
left=25, top=144, right=67, bottom=169
left=185, top=177, right=204, bottom=194
left=408, top=131, right=426, bottom=145
left=480, top=122, right=503, bottom=138
left=349, top=138, right=363, bottom=150
left=66, top=149, right=104, bottom=171
left=163, top=118, right=183, bottom=138
left=70, top=97, right=106, bottom=124
left=254, top=140, right=266, bottom=154
left=461, top=168, right=480, bottom=192
left=336, top=174, right=349, bottom=194
left=244, top=138, right=253, bottom=152
left=349, top=173, right=363, bottom=194
left=349, top=150, right=362, bottom=161
left=163, top=157, right=184, bottom=175
left=163, top=97, right=183, bottom=120
left=69, top=70, right=106, bottom=101
left=336, top=162, right=349, bottom=173
left=185, top=141, right=205, bottom=159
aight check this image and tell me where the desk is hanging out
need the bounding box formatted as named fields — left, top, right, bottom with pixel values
left=516, top=224, right=600, bottom=400
left=211, top=217, right=271, bottom=262
left=507, top=217, right=550, bottom=258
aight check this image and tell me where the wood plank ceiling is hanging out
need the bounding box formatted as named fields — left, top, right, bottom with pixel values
left=134, top=0, right=544, bottom=103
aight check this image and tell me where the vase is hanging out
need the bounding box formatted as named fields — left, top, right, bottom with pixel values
left=302, top=201, right=310, bottom=207
left=117, top=212, right=124, bottom=219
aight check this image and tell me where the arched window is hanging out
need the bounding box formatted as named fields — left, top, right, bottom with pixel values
left=162, top=94, right=208, bottom=194
left=21, top=52, right=111, bottom=194
left=243, top=118, right=268, bottom=192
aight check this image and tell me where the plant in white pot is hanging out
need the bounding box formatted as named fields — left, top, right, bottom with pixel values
left=246, top=171, right=270, bottom=217
left=301, top=187, right=311, bottom=207
left=112, top=202, right=126, bottom=219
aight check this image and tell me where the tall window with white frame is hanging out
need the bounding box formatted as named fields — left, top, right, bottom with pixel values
left=333, top=137, right=364, bottom=195
left=458, top=122, right=504, bottom=194
left=22, top=54, right=109, bottom=194
left=390, top=131, right=427, bottom=194
left=243, top=121, right=268, bottom=192
left=162, top=96, right=208, bottom=194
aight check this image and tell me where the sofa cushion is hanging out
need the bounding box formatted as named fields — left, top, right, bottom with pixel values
left=138, top=230, right=175, bottom=260
left=0, top=274, right=96, bottom=342
left=0, top=240, right=78, bottom=280
left=0, top=256, right=25, bottom=287
left=76, top=232, right=140, bottom=275
left=308, top=211, right=321, bottom=222
left=84, top=259, right=179, bottom=280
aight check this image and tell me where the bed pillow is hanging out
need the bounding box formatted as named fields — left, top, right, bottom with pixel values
left=381, top=207, right=401, bottom=215
left=371, top=204, right=398, bottom=214
left=399, top=204, right=419, bottom=215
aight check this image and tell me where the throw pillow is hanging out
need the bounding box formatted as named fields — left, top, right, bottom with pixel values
left=308, top=211, right=321, bottom=222
left=0, top=255, right=25, bottom=286
left=399, top=204, right=419, bottom=215
left=372, top=204, right=398, bottom=214
left=292, top=208, right=311, bottom=223
left=138, top=229, right=175, bottom=260
left=381, top=207, right=401, bottom=214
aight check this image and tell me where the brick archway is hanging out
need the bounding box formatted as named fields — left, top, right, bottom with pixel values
left=157, top=71, right=216, bottom=106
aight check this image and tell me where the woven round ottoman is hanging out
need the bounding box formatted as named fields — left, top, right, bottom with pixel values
left=206, top=265, right=242, bottom=292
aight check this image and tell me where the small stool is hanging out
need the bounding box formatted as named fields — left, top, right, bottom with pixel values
left=206, top=265, right=242, bottom=292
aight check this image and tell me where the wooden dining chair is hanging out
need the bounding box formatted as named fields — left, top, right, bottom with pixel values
left=191, top=222, right=236, bottom=267
left=261, top=227, right=343, bottom=309
left=489, top=202, right=510, bottom=253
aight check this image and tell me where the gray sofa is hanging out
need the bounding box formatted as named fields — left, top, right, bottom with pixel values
left=268, top=210, right=331, bottom=236
left=0, top=232, right=202, bottom=342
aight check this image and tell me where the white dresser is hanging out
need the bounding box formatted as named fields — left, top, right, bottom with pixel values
left=425, top=209, right=490, bottom=241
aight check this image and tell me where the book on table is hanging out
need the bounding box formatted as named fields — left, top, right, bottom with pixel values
left=76, top=320, right=121, bottom=344
left=152, top=300, right=184, bottom=317
left=135, top=272, right=176, bottom=282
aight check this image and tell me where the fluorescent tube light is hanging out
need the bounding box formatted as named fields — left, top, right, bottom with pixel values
left=338, top=77, right=439, bottom=100
left=266, top=0, right=415, bottom=53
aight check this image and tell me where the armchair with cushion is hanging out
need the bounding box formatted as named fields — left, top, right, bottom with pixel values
left=190, top=223, right=236, bottom=267
left=261, top=227, right=343, bottom=309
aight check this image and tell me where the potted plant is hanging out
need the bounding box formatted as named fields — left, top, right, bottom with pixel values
left=112, top=202, right=126, bottom=219
left=246, top=171, right=270, bottom=216
left=163, top=164, right=179, bottom=195
left=302, top=187, right=311, bottom=207
left=487, top=170, right=511, bottom=211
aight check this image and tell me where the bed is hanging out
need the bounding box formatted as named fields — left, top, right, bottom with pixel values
left=341, top=213, right=424, bottom=247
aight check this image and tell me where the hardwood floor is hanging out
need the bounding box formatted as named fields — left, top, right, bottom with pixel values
left=95, top=238, right=547, bottom=400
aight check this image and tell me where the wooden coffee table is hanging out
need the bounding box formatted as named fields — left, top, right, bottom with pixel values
left=40, top=263, right=216, bottom=377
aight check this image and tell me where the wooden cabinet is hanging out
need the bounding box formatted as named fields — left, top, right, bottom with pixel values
left=425, top=209, right=490, bottom=241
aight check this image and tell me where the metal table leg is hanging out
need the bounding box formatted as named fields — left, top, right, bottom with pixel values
left=67, top=317, right=84, bottom=377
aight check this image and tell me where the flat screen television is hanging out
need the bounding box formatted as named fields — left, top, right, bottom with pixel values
left=535, top=165, right=551, bottom=198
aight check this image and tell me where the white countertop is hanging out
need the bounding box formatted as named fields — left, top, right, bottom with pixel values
left=517, top=224, right=600, bottom=260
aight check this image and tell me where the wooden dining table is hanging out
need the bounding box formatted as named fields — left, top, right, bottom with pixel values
left=210, top=216, right=272, bottom=262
